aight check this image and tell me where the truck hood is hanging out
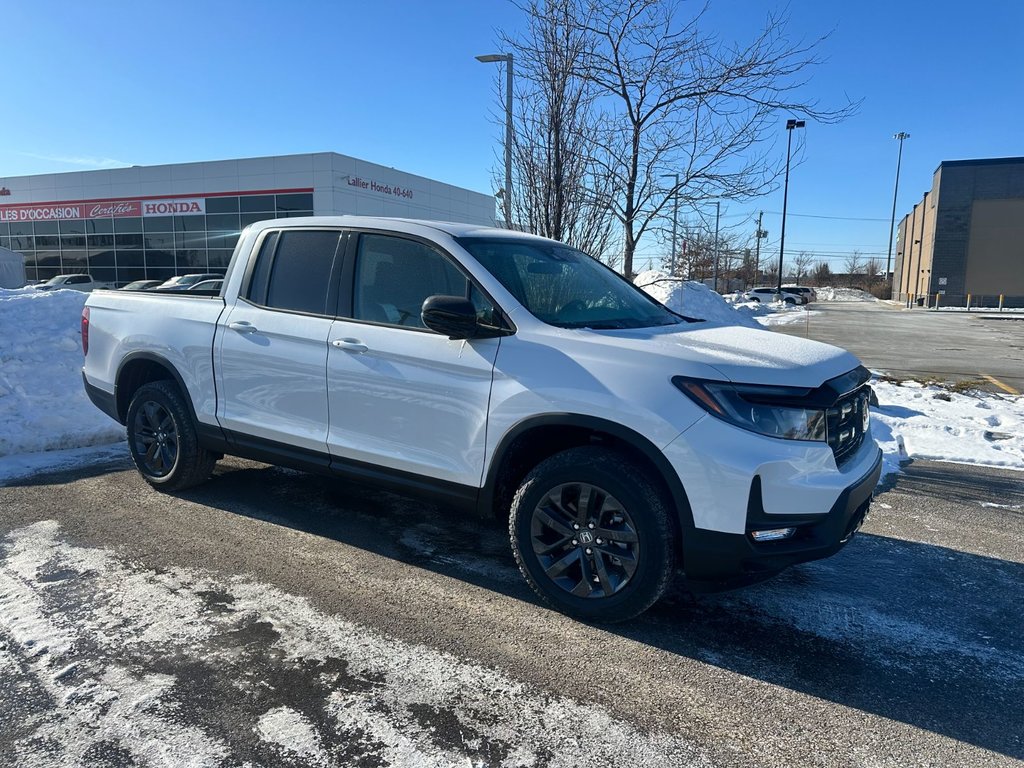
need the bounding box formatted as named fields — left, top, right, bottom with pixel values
left=559, top=322, right=862, bottom=388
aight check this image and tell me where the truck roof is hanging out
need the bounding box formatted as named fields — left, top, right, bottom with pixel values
left=246, top=216, right=558, bottom=244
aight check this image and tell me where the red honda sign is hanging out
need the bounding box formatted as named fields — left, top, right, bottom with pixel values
left=0, top=197, right=205, bottom=222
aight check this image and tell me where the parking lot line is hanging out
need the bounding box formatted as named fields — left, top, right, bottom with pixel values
left=981, top=374, right=1020, bottom=395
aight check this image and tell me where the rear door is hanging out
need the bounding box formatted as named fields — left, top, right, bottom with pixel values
left=216, top=228, right=344, bottom=453
left=326, top=232, right=501, bottom=487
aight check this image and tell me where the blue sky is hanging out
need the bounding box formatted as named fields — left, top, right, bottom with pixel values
left=3, top=0, right=1022, bottom=269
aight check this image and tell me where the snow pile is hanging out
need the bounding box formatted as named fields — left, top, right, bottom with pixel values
left=817, top=287, right=878, bottom=302
left=871, top=379, right=1023, bottom=477
left=634, top=271, right=759, bottom=328
left=0, top=288, right=124, bottom=459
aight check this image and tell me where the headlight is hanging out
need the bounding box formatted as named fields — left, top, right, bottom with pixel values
left=673, top=377, right=827, bottom=441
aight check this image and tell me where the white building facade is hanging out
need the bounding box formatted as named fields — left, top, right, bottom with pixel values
left=0, top=152, right=495, bottom=284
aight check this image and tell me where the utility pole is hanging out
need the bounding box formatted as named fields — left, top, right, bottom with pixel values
left=754, top=210, right=767, bottom=286
left=886, top=132, right=910, bottom=298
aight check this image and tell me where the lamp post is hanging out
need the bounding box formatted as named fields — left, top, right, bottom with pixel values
left=661, top=174, right=679, bottom=274
left=476, top=53, right=514, bottom=228
left=776, top=118, right=805, bottom=295
left=886, top=132, right=910, bottom=298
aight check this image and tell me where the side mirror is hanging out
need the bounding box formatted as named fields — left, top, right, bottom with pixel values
left=421, top=295, right=479, bottom=340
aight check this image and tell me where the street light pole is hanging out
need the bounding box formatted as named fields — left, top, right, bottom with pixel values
left=712, top=200, right=720, bottom=292
left=886, top=132, right=910, bottom=298
left=476, top=53, right=514, bottom=228
left=661, top=174, right=679, bottom=274
left=754, top=210, right=766, bottom=287
left=777, top=118, right=805, bottom=295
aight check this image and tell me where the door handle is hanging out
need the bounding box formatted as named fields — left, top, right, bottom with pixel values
left=331, top=338, right=368, bottom=353
left=228, top=321, right=258, bottom=334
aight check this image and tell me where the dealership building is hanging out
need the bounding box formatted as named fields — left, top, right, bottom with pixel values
left=894, top=156, right=1024, bottom=307
left=0, top=152, right=495, bottom=285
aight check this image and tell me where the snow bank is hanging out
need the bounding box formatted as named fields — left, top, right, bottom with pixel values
left=0, top=289, right=124, bottom=459
left=634, top=271, right=760, bottom=328
left=817, top=287, right=878, bottom=302
left=871, top=379, right=1023, bottom=476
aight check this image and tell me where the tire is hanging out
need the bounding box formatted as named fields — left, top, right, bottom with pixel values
left=509, top=446, right=676, bottom=622
left=126, top=380, right=216, bottom=492
left=749, top=296, right=760, bottom=302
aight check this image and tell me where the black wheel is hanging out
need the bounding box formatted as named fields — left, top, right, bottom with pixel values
left=749, top=296, right=760, bottom=302
left=126, top=380, right=216, bottom=492
left=509, top=446, right=676, bottom=622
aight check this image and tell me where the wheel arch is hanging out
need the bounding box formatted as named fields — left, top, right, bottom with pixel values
left=480, top=414, right=696, bottom=552
left=115, top=352, right=197, bottom=426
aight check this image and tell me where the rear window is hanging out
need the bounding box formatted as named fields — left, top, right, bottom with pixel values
left=247, top=230, right=341, bottom=315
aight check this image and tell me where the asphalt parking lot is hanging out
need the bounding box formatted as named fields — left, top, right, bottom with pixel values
left=1, top=451, right=1022, bottom=766
left=773, top=302, right=1024, bottom=393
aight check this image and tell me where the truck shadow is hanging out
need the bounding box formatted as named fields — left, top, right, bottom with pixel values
left=169, top=459, right=1023, bottom=759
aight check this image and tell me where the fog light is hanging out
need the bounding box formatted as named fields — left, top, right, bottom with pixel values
left=750, top=527, right=796, bottom=542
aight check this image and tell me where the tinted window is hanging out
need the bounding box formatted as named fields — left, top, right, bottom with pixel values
left=262, top=230, right=340, bottom=315
left=246, top=232, right=278, bottom=305
left=205, top=196, right=239, bottom=214
left=239, top=195, right=275, bottom=213
left=353, top=234, right=470, bottom=329
left=67, top=275, right=90, bottom=284
left=114, top=217, right=143, bottom=233
left=276, top=193, right=314, bottom=212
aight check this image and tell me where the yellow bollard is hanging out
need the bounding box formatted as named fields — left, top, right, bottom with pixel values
left=1000, top=294, right=1005, bottom=312
left=934, top=293, right=941, bottom=309
left=966, top=293, right=971, bottom=311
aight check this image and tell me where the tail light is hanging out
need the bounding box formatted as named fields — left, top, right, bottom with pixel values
left=81, top=306, right=90, bottom=355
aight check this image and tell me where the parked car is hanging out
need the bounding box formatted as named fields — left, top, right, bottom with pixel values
left=158, top=273, right=222, bottom=291
left=782, top=285, right=817, bottom=303
left=743, top=286, right=806, bottom=305
left=119, top=280, right=164, bottom=291
left=188, top=279, right=224, bottom=293
left=82, top=217, right=881, bottom=622
left=33, top=274, right=112, bottom=292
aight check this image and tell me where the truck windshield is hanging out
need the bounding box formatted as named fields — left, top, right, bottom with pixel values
left=458, top=237, right=680, bottom=330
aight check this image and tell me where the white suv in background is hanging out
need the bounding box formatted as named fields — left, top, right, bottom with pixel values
left=744, top=286, right=806, bottom=305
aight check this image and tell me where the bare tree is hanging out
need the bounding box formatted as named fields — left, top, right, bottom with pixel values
left=864, top=256, right=881, bottom=287
left=790, top=251, right=814, bottom=284
left=580, top=0, right=856, bottom=276
left=497, top=0, right=618, bottom=260
left=495, top=0, right=856, bottom=276
left=843, top=251, right=866, bottom=287
left=811, top=260, right=832, bottom=286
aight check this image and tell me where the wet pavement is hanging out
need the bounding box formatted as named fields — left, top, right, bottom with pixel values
left=1, top=451, right=1022, bottom=766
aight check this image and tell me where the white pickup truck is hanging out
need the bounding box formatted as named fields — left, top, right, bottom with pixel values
left=83, top=216, right=881, bottom=621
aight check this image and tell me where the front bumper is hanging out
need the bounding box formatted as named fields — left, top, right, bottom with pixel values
left=680, top=445, right=883, bottom=586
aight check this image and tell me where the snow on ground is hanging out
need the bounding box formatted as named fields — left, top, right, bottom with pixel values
left=817, top=286, right=878, bottom=302
left=0, top=288, right=124, bottom=459
left=634, top=271, right=760, bottom=328
left=871, top=379, right=1023, bottom=478
left=0, top=520, right=712, bottom=766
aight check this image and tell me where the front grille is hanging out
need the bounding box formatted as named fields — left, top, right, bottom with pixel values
left=827, top=386, right=870, bottom=466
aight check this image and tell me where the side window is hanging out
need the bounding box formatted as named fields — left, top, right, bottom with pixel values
left=68, top=275, right=89, bottom=284
left=353, top=234, right=482, bottom=329
left=248, top=230, right=340, bottom=315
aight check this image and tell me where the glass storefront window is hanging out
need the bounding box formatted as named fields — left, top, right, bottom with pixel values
left=33, top=221, right=59, bottom=236
left=275, top=193, right=314, bottom=212
left=206, top=196, right=239, bottom=214
left=59, top=220, right=86, bottom=235
left=60, top=235, right=86, bottom=249
left=175, top=215, right=206, bottom=232
left=115, top=233, right=144, bottom=249
left=113, top=217, right=143, bottom=233
left=239, top=195, right=275, bottom=213
left=86, top=219, right=113, bottom=234
left=144, top=216, right=173, bottom=232
left=145, top=250, right=174, bottom=268
left=206, top=213, right=240, bottom=232
left=144, top=233, right=175, bottom=251
left=117, top=250, right=144, bottom=267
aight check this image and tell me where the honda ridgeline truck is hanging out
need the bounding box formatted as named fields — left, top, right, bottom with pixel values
left=82, top=217, right=882, bottom=621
